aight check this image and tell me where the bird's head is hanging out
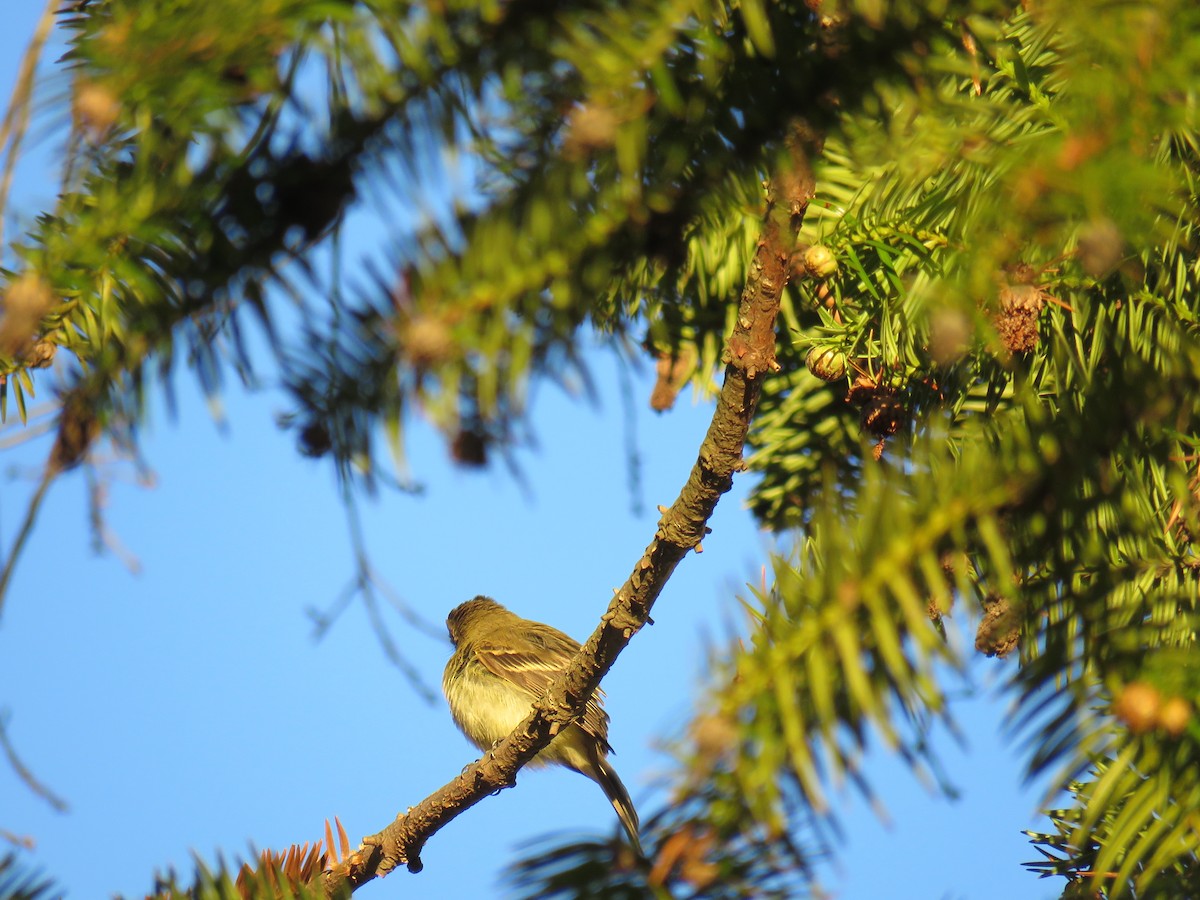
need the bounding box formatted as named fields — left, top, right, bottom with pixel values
left=446, top=595, right=505, bottom=644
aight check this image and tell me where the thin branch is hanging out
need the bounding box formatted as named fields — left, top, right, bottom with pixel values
left=614, top=343, right=645, bottom=517
left=0, top=710, right=68, bottom=813
left=325, top=142, right=817, bottom=894
left=0, top=0, right=58, bottom=255
left=349, top=488, right=438, bottom=700
left=0, top=416, right=55, bottom=451
left=0, top=827, right=36, bottom=850
left=85, top=463, right=142, bottom=574
left=367, top=562, right=446, bottom=643
left=307, top=490, right=441, bottom=702
left=0, top=467, right=54, bottom=624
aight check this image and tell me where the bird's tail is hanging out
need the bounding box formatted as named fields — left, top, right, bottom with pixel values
left=589, top=750, right=643, bottom=856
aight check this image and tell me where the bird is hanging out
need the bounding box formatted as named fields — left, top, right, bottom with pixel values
left=441, top=595, right=642, bottom=852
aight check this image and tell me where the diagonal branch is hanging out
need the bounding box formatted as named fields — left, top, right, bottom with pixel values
left=0, top=710, right=69, bottom=813
left=326, top=143, right=816, bottom=895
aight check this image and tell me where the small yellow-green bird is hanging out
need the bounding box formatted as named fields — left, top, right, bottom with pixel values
left=442, top=596, right=641, bottom=850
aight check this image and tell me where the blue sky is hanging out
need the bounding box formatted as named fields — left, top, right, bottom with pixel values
left=0, top=8, right=1059, bottom=899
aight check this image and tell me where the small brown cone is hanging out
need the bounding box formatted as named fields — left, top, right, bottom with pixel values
left=650, top=348, right=695, bottom=412
left=1158, top=696, right=1191, bottom=738
left=995, top=283, right=1045, bottom=354
left=975, top=596, right=1019, bottom=658
left=1113, top=682, right=1161, bottom=734
left=861, top=392, right=906, bottom=438
left=0, top=274, right=54, bottom=359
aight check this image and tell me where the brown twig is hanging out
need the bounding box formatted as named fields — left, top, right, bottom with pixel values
left=325, top=142, right=816, bottom=894
left=0, top=827, right=36, bottom=849
left=0, top=710, right=68, bottom=813
left=0, top=0, right=58, bottom=255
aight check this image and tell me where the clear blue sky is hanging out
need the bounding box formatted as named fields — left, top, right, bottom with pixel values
left=0, top=9, right=1059, bottom=899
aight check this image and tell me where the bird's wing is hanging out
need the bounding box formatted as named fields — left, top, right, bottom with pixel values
left=475, top=627, right=612, bottom=747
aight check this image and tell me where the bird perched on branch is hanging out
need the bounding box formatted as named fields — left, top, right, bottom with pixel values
left=442, top=595, right=641, bottom=852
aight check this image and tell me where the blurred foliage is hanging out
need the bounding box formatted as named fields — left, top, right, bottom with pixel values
left=3, top=0, right=1200, bottom=897
left=0, top=852, right=59, bottom=900
left=506, top=768, right=822, bottom=900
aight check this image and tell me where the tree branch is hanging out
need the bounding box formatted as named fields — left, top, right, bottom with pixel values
left=0, top=710, right=68, bottom=813
left=325, top=145, right=816, bottom=894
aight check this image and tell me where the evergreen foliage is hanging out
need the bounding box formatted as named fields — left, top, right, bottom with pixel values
left=0, top=852, right=59, bottom=900
left=2, top=0, right=1199, bottom=897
